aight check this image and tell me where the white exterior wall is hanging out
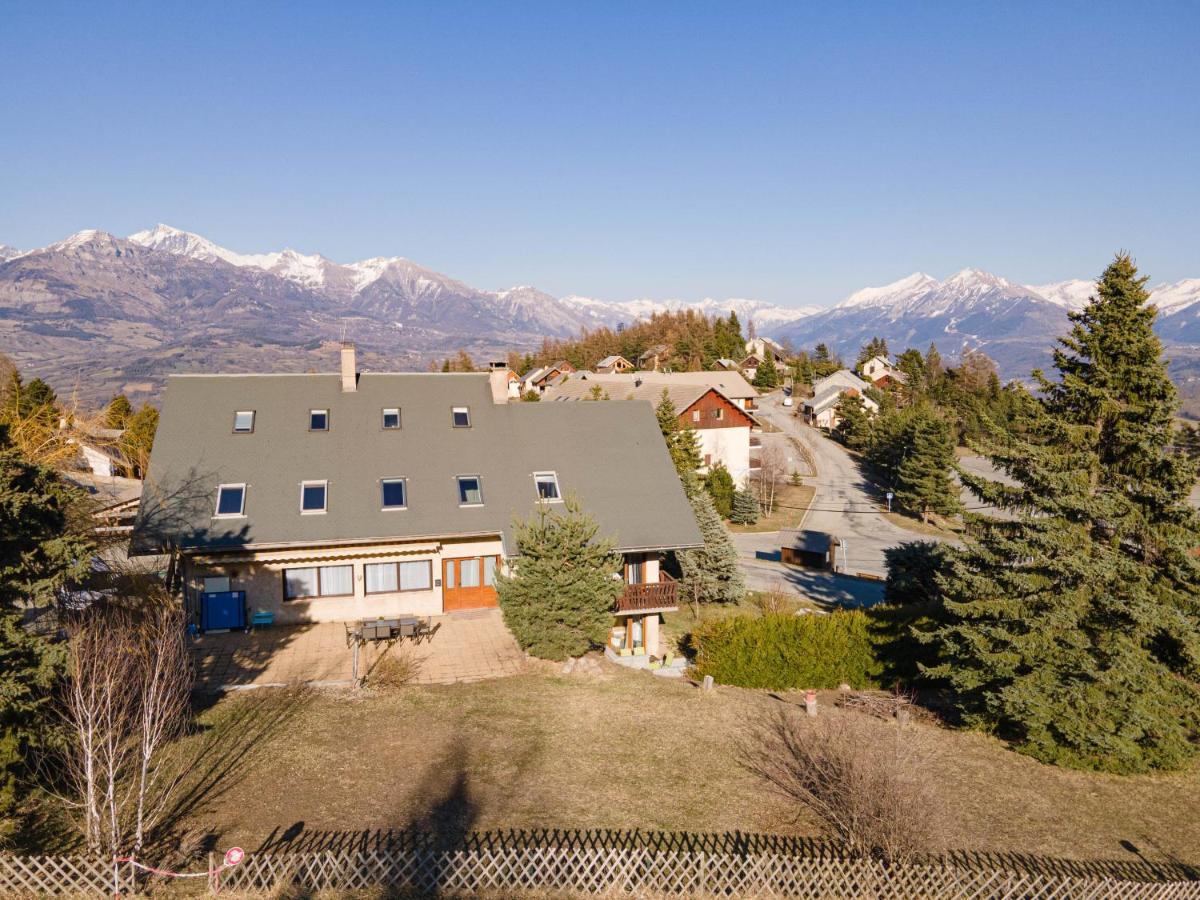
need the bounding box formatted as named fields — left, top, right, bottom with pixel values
left=80, top=444, right=116, bottom=477
left=697, top=425, right=751, bottom=480
left=188, top=537, right=504, bottom=625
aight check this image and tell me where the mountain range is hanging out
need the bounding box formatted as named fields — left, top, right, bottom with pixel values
left=1, top=224, right=1199, bottom=408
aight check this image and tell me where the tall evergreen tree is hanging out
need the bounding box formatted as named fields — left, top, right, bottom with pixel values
left=730, top=483, right=760, bottom=525
left=923, top=254, right=1200, bottom=773
left=834, top=393, right=873, bottom=450
left=0, top=441, right=92, bottom=832
left=752, top=354, right=779, bottom=389
left=893, top=406, right=959, bottom=522
left=677, top=486, right=745, bottom=606
left=496, top=496, right=623, bottom=660
left=855, top=336, right=889, bottom=369
left=655, top=390, right=702, bottom=478
left=703, top=461, right=735, bottom=518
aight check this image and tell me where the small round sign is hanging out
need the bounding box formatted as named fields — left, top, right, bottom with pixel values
left=224, top=847, right=245, bottom=867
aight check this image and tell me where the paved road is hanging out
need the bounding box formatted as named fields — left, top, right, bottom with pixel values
left=753, top=391, right=935, bottom=578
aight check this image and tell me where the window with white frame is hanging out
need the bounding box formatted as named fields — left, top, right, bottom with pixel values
left=214, top=483, right=246, bottom=517
left=692, top=410, right=700, bottom=423
left=233, top=410, right=255, bottom=433
left=457, top=475, right=483, bottom=505
left=711, top=408, right=723, bottom=420
left=283, top=564, right=353, bottom=600
left=452, top=406, right=471, bottom=428
left=309, top=409, right=329, bottom=431
left=533, top=471, right=561, bottom=502
left=364, top=560, right=432, bottom=593
left=382, top=407, right=401, bottom=429
left=300, top=480, right=327, bottom=513
left=381, top=478, right=407, bottom=509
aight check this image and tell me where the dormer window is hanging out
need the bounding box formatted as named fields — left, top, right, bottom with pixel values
left=381, top=478, right=407, bottom=509
left=301, top=480, right=327, bottom=513
left=309, top=409, right=329, bottom=431
left=452, top=407, right=471, bottom=428
left=533, top=471, right=561, bottom=502
left=233, top=411, right=255, bottom=433
left=214, top=483, right=246, bottom=517
left=457, top=475, right=483, bottom=506
left=382, top=408, right=401, bottom=430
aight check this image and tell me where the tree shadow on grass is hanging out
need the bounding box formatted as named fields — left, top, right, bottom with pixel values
left=150, top=687, right=311, bottom=858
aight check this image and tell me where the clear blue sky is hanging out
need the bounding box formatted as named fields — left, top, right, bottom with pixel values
left=2, top=1, right=1197, bottom=306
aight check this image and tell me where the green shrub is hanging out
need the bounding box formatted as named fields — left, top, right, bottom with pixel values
left=691, top=611, right=882, bottom=690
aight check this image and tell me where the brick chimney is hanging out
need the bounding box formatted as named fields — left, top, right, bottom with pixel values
left=340, top=342, right=357, bottom=392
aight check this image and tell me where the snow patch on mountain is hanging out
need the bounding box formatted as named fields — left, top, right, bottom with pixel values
left=558, top=294, right=818, bottom=328
left=1148, top=278, right=1200, bottom=314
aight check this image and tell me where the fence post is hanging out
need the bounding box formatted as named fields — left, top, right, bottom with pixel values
left=208, top=850, right=217, bottom=895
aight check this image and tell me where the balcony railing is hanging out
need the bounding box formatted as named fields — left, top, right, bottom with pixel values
left=615, top=574, right=679, bottom=612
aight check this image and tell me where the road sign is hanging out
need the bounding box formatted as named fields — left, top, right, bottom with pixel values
left=224, top=847, right=244, bottom=867
left=886, top=491, right=894, bottom=512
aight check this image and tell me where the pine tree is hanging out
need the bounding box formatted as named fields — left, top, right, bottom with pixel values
left=855, top=336, right=889, bottom=369
left=922, top=254, right=1200, bottom=773
left=105, top=394, right=133, bottom=429
left=655, top=390, right=702, bottom=479
left=730, top=483, right=760, bottom=525
left=677, top=484, right=745, bottom=606
left=752, top=354, right=779, bottom=389
left=834, top=393, right=872, bottom=450
left=496, top=496, right=623, bottom=660
left=703, top=461, right=735, bottom=518
left=892, top=406, right=959, bottom=522
left=0, top=441, right=91, bottom=829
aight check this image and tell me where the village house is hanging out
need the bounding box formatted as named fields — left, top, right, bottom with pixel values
left=858, top=354, right=908, bottom=388
left=130, top=345, right=702, bottom=659
left=636, top=344, right=671, bottom=371
left=519, top=360, right=575, bottom=394
left=541, top=371, right=758, bottom=479
left=593, top=354, right=634, bottom=374
left=802, top=369, right=878, bottom=429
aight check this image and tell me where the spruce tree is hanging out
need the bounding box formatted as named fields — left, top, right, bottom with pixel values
left=677, top=482, right=745, bottom=606
left=704, top=461, right=735, bottom=518
left=923, top=254, right=1200, bottom=773
left=496, top=496, right=623, bottom=660
left=834, top=393, right=872, bottom=451
left=752, top=354, right=779, bottom=389
left=655, top=390, right=702, bottom=478
left=892, top=406, right=959, bottom=522
left=0, top=442, right=91, bottom=830
left=730, top=483, right=760, bottom=525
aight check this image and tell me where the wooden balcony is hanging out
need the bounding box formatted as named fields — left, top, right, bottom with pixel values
left=615, top=574, right=679, bottom=613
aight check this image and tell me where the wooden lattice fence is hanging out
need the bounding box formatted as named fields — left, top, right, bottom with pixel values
left=3, top=847, right=1199, bottom=898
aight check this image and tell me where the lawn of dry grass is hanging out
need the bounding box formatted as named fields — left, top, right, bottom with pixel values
left=727, top=483, right=815, bottom=533
left=174, top=667, right=1200, bottom=866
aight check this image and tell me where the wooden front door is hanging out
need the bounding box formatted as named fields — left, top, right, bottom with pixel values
left=442, top=556, right=499, bottom=611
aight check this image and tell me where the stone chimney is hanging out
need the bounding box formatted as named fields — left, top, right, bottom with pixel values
left=340, top=342, right=357, bottom=392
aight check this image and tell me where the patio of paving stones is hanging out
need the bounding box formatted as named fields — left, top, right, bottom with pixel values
left=189, top=608, right=526, bottom=692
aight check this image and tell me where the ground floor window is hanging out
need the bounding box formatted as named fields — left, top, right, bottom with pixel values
left=364, top=560, right=432, bottom=593
left=283, top=564, right=353, bottom=600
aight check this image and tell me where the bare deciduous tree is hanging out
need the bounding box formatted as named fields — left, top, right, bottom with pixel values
left=753, top=444, right=788, bottom=516
left=742, top=708, right=946, bottom=864
left=59, top=601, right=192, bottom=857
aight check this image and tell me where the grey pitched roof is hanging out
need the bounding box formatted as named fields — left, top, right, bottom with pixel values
left=131, top=373, right=702, bottom=557
left=548, top=370, right=758, bottom=401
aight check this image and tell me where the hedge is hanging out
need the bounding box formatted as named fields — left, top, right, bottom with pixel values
left=690, top=611, right=883, bottom=690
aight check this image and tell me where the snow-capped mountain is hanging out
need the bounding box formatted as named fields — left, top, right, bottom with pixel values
left=0, top=244, right=24, bottom=262
left=773, top=269, right=1079, bottom=378
left=559, top=294, right=819, bottom=329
